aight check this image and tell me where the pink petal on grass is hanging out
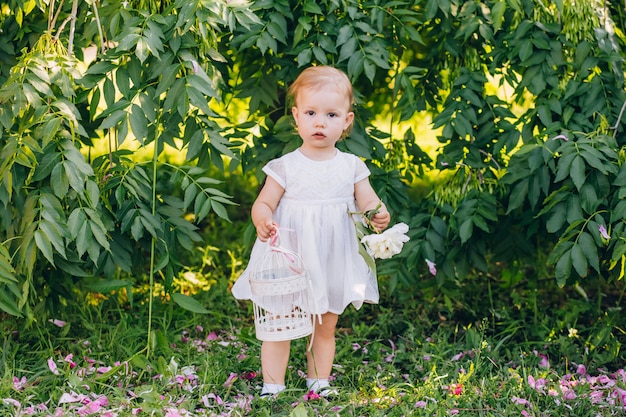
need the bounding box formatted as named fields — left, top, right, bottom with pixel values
left=304, top=390, right=321, bottom=401
left=223, top=372, right=238, bottom=387
left=48, top=319, right=66, bottom=327
left=415, top=400, right=427, bottom=408
left=13, top=376, right=27, bottom=390
left=59, top=392, right=88, bottom=404
left=511, top=396, right=531, bottom=407
left=48, top=358, right=60, bottom=375
left=201, top=393, right=224, bottom=406
left=3, top=398, right=21, bottom=408
left=448, top=383, right=463, bottom=395
left=77, top=396, right=108, bottom=415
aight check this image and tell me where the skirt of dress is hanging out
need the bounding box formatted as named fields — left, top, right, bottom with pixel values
left=232, top=200, right=379, bottom=315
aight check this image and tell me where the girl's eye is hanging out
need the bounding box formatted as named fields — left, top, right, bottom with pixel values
left=328, top=113, right=337, bottom=118
left=306, top=110, right=315, bottom=116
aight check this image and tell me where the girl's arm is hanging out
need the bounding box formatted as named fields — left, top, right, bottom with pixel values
left=354, top=178, right=390, bottom=232
left=251, top=176, right=285, bottom=241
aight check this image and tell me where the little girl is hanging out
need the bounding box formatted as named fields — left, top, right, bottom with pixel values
left=232, top=66, right=390, bottom=397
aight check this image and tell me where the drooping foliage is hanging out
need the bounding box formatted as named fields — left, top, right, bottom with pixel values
left=0, top=0, right=625, bottom=326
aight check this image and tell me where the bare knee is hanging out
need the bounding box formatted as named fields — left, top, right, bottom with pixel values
left=314, top=313, right=338, bottom=339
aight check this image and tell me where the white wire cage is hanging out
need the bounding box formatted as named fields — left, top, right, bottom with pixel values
left=248, top=243, right=314, bottom=342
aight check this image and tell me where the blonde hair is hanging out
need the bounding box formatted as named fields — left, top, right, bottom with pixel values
left=288, top=66, right=355, bottom=138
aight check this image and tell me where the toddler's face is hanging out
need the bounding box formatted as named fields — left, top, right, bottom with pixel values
left=292, top=86, right=354, bottom=151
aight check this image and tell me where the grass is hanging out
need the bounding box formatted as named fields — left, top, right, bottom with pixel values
left=1, top=273, right=626, bottom=417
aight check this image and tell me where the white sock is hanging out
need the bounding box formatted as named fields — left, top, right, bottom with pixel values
left=306, top=378, right=329, bottom=392
left=261, top=383, right=285, bottom=395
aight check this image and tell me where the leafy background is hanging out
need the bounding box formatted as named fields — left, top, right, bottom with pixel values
left=1, top=0, right=626, bottom=368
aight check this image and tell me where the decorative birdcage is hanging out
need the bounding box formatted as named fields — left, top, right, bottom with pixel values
left=248, top=240, right=314, bottom=342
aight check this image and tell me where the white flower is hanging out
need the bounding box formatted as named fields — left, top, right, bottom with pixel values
left=361, top=223, right=410, bottom=259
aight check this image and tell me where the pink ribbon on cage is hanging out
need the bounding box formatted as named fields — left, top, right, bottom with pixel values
left=269, top=227, right=303, bottom=274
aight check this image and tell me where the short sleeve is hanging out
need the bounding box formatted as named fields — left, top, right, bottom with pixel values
left=353, top=155, right=370, bottom=183
left=262, top=158, right=287, bottom=189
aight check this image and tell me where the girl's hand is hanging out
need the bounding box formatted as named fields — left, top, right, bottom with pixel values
left=256, top=219, right=278, bottom=242
left=370, top=208, right=390, bottom=232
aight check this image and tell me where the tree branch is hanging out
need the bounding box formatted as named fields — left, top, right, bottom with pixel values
left=67, top=0, right=79, bottom=57
left=612, top=100, right=626, bottom=140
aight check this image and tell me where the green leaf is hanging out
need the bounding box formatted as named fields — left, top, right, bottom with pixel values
left=507, top=181, right=528, bottom=213
left=459, top=218, right=473, bottom=244
left=99, top=109, right=127, bottom=130
left=339, top=36, right=357, bottom=63
left=519, top=40, right=533, bottom=61
left=171, top=293, right=210, bottom=314
left=554, top=152, right=575, bottom=183
left=565, top=194, right=583, bottom=224
left=0, top=245, right=17, bottom=284
left=90, top=220, right=111, bottom=252
left=297, top=48, right=312, bottom=66
left=39, top=220, right=67, bottom=259
left=116, top=67, right=131, bottom=98
left=570, top=243, right=588, bottom=278
left=34, top=229, right=54, bottom=264
left=267, top=20, right=287, bottom=45
left=187, top=86, right=215, bottom=117
left=76, top=222, right=90, bottom=258
left=579, top=144, right=614, bottom=175
left=131, top=216, right=144, bottom=240
left=135, top=37, right=149, bottom=63
left=424, top=0, right=439, bottom=19
left=364, top=60, right=376, bottom=83
left=358, top=240, right=377, bottom=276
left=195, top=197, right=211, bottom=222
left=64, top=160, right=85, bottom=196
left=290, top=403, right=309, bottom=417
left=163, top=78, right=185, bottom=114
left=579, top=231, right=599, bottom=273
left=129, top=104, right=149, bottom=141
left=117, top=33, right=141, bottom=51
left=492, top=1, right=506, bottom=32
left=546, top=202, right=566, bottom=233
left=62, top=140, right=94, bottom=175
left=187, top=74, right=216, bottom=98
left=85, top=279, right=131, bottom=293
left=569, top=155, right=585, bottom=191
left=156, top=63, right=181, bottom=96
left=184, top=183, right=197, bottom=210
left=554, top=250, right=571, bottom=287
left=472, top=214, right=490, bottom=232
left=210, top=199, right=230, bottom=221
left=337, top=25, right=352, bottom=47
left=138, top=93, right=156, bottom=123
left=611, top=200, right=626, bottom=223
left=51, top=163, right=69, bottom=198
left=0, top=286, right=22, bottom=317
left=144, top=21, right=165, bottom=57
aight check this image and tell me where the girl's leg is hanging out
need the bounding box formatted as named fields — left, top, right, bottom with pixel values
left=306, top=312, right=339, bottom=380
left=261, top=340, right=291, bottom=386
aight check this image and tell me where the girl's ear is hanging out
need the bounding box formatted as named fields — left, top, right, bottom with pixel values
left=344, top=111, right=354, bottom=130
left=292, top=106, right=299, bottom=125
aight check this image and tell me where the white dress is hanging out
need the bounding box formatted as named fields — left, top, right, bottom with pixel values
left=232, top=149, right=379, bottom=315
